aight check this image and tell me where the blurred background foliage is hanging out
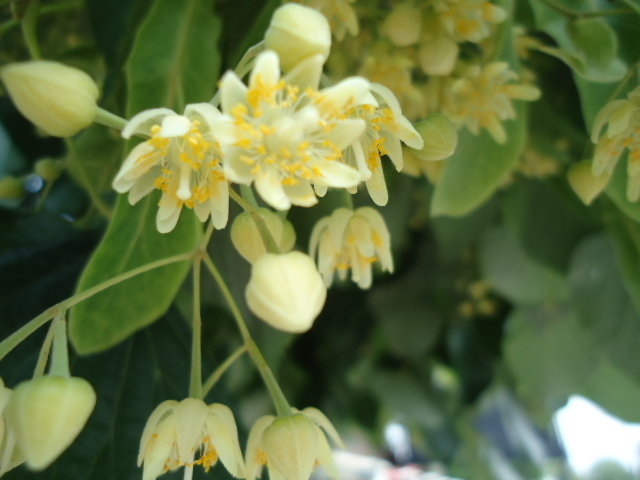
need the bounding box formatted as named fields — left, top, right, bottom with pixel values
left=1, top=0, right=640, bottom=479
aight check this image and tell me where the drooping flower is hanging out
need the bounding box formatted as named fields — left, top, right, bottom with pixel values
left=246, top=408, right=343, bottom=480
left=214, top=51, right=368, bottom=210
left=0, top=61, right=99, bottom=137
left=309, top=207, right=393, bottom=289
left=138, top=398, right=245, bottom=480
left=442, top=62, right=540, bottom=144
left=431, top=0, right=506, bottom=44
left=245, top=251, right=327, bottom=333
left=5, top=376, right=95, bottom=471
left=112, top=104, right=229, bottom=233
left=590, top=85, right=640, bottom=201
left=342, top=83, right=424, bottom=205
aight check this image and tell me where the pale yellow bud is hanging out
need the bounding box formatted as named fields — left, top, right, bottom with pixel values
left=418, top=17, right=459, bottom=76
left=0, top=61, right=99, bottom=137
left=245, top=252, right=326, bottom=333
left=0, top=176, right=25, bottom=199
left=414, top=114, right=458, bottom=161
left=5, top=376, right=96, bottom=470
left=381, top=3, right=422, bottom=47
left=264, top=4, right=331, bottom=71
left=34, top=158, right=63, bottom=182
left=568, top=159, right=611, bottom=205
left=231, top=209, right=296, bottom=263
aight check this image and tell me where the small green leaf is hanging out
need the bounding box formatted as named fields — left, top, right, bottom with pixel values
left=69, top=195, right=201, bottom=354
left=479, top=227, right=568, bottom=304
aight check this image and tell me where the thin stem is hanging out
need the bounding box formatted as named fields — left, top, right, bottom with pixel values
left=21, top=0, right=41, bottom=59
left=0, top=251, right=194, bottom=362
left=201, top=221, right=215, bottom=249
left=189, top=259, right=203, bottom=399
left=201, top=345, right=247, bottom=398
left=32, top=315, right=57, bottom=378
left=202, top=253, right=291, bottom=416
left=229, top=188, right=280, bottom=254
left=94, top=107, right=128, bottom=131
left=49, top=315, right=70, bottom=377
left=65, top=139, right=113, bottom=219
left=340, top=190, right=354, bottom=210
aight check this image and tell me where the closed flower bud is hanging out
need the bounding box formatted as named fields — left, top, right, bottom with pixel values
left=381, top=3, right=422, bottom=47
left=34, top=158, right=63, bottom=182
left=0, top=61, right=99, bottom=137
left=418, top=17, right=459, bottom=76
left=265, top=4, right=331, bottom=71
left=568, top=159, right=610, bottom=205
left=5, top=376, right=96, bottom=470
left=245, top=252, right=326, bottom=333
left=414, top=114, right=458, bottom=161
left=231, top=209, right=296, bottom=263
left=0, top=176, right=25, bottom=199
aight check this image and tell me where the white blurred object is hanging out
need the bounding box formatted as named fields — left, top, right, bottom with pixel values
left=384, top=421, right=413, bottom=464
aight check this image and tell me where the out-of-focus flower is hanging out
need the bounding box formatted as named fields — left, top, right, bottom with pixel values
left=432, top=0, right=506, bottom=43
left=342, top=83, right=424, bottom=205
left=413, top=114, right=458, bottom=161
left=265, top=3, right=331, bottom=72
left=138, top=398, right=245, bottom=480
left=442, top=62, right=540, bottom=144
left=300, top=0, right=359, bottom=40
left=112, top=103, right=229, bottom=233
left=590, top=85, right=640, bottom=201
left=418, top=16, right=460, bottom=76
left=0, top=379, right=23, bottom=476
left=5, top=376, right=95, bottom=471
left=214, top=51, right=368, bottom=210
left=231, top=208, right=296, bottom=263
left=0, top=61, right=99, bottom=137
left=34, top=158, right=63, bottom=183
left=246, top=408, right=343, bottom=480
left=309, top=207, right=393, bottom=289
left=245, top=251, right=326, bottom=333
left=381, top=2, right=422, bottom=47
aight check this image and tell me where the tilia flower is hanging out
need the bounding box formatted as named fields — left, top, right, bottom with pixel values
left=442, top=62, right=540, bottom=144
left=591, top=85, right=640, bottom=201
left=0, top=379, right=23, bottom=476
left=342, top=83, right=424, bottom=206
left=138, top=398, right=245, bottom=480
left=309, top=207, right=393, bottom=289
left=112, top=104, right=229, bottom=233
left=246, top=408, right=343, bottom=480
left=213, top=50, right=368, bottom=210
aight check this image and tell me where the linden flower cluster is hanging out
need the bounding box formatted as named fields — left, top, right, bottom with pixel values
left=590, top=85, right=640, bottom=201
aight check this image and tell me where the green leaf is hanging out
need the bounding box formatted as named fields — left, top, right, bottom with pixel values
left=126, top=0, right=222, bottom=113
left=479, top=227, right=569, bottom=304
left=69, top=195, right=200, bottom=354
left=620, top=0, right=640, bottom=14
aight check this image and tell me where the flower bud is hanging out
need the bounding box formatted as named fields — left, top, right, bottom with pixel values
left=262, top=414, right=318, bottom=480
left=381, top=3, right=422, bottom=47
left=231, top=209, right=296, bottom=263
left=5, top=376, right=96, bottom=470
left=0, top=61, right=99, bottom=137
left=34, top=158, right=63, bottom=182
left=568, top=159, right=610, bottom=205
left=413, top=114, right=458, bottom=161
left=418, top=17, right=459, bottom=76
left=264, top=4, right=331, bottom=71
left=0, top=176, right=25, bottom=199
left=245, top=252, right=326, bottom=333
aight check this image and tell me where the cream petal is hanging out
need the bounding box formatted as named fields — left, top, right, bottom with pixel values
left=220, top=72, right=249, bottom=114
left=209, top=180, right=229, bottom=229
left=156, top=196, right=182, bottom=233
left=349, top=216, right=374, bottom=257
left=128, top=172, right=157, bottom=204
left=350, top=140, right=372, bottom=180
left=184, top=102, right=224, bottom=131
left=317, top=231, right=338, bottom=286
left=326, top=119, right=365, bottom=149
left=365, top=167, right=389, bottom=206
left=309, top=217, right=330, bottom=260
left=301, top=408, right=343, bottom=447
left=395, top=115, right=424, bottom=149
left=284, top=180, right=318, bottom=207
left=224, top=150, right=255, bottom=184
left=206, top=404, right=245, bottom=478
left=285, top=54, right=324, bottom=90
left=606, top=101, right=637, bottom=138
left=320, top=77, right=371, bottom=110
left=381, top=132, right=404, bottom=171
left=194, top=201, right=210, bottom=223
left=112, top=142, right=156, bottom=193
left=250, top=51, right=281, bottom=91
left=123, top=108, right=175, bottom=139
left=328, top=208, right=353, bottom=250
left=255, top=169, right=291, bottom=210
left=245, top=416, right=275, bottom=480
left=159, top=115, right=191, bottom=138
left=138, top=401, right=178, bottom=465
left=315, top=429, right=338, bottom=479
left=315, top=161, right=361, bottom=188
left=173, top=399, right=208, bottom=462
left=141, top=417, right=178, bottom=480
left=370, top=83, right=402, bottom=116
